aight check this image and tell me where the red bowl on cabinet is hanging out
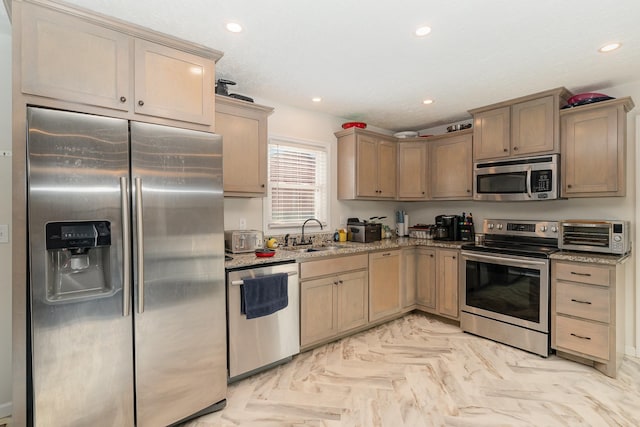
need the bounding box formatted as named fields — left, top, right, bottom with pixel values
left=342, top=122, right=367, bottom=129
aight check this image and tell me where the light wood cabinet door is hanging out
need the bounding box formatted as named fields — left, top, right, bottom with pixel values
left=437, top=249, right=459, bottom=319
left=397, top=141, right=428, bottom=200
left=369, top=250, right=401, bottom=322
left=430, top=133, right=473, bottom=200
left=134, top=39, right=215, bottom=125
left=401, top=248, right=416, bottom=308
left=377, top=139, right=397, bottom=198
left=20, top=2, right=131, bottom=112
left=300, top=277, right=338, bottom=347
left=511, top=95, right=554, bottom=156
left=473, top=106, right=510, bottom=160
left=415, top=248, right=436, bottom=309
left=337, top=270, right=369, bottom=332
left=356, top=134, right=379, bottom=197
left=215, top=96, right=272, bottom=196
left=561, top=100, right=630, bottom=197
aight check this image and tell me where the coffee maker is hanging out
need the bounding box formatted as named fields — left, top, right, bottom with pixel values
left=434, top=214, right=462, bottom=241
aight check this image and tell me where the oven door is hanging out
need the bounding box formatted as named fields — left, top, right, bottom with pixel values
left=460, top=251, right=549, bottom=333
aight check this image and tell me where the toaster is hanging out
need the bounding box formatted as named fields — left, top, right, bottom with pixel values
left=224, top=230, right=263, bottom=253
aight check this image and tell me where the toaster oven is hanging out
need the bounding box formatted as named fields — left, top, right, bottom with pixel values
left=224, top=230, right=263, bottom=253
left=559, top=220, right=630, bottom=255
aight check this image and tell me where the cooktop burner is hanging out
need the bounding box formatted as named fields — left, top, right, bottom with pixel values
left=462, top=219, right=559, bottom=259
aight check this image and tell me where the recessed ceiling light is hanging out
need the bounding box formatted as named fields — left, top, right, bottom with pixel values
left=312, top=97, right=322, bottom=103
left=226, top=22, right=243, bottom=33
left=599, top=42, right=621, bottom=53
left=415, top=26, right=432, bottom=37
left=422, top=99, right=434, bottom=105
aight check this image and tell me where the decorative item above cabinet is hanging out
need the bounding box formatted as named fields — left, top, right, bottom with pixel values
left=216, top=95, right=274, bottom=197
left=468, top=87, right=572, bottom=161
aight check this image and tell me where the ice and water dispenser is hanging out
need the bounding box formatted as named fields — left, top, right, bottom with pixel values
left=45, top=220, right=114, bottom=302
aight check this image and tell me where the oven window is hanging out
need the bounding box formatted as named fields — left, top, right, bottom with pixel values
left=477, top=172, right=526, bottom=194
left=465, top=260, right=540, bottom=323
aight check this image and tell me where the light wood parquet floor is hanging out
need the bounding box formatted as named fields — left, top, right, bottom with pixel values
left=183, top=313, right=640, bottom=427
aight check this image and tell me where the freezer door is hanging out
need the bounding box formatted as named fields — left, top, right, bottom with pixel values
left=27, top=107, right=134, bottom=426
left=130, top=122, right=226, bottom=426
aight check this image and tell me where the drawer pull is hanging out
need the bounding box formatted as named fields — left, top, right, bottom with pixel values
left=570, top=271, right=592, bottom=277
left=570, top=299, right=592, bottom=305
left=382, top=253, right=391, bottom=257
left=570, top=333, right=591, bottom=341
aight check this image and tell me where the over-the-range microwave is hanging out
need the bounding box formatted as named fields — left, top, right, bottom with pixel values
left=473, top=154, right=559, bottom=201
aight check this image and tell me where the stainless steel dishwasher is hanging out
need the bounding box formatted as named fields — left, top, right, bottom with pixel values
left=226, top=259, right=299, bottom=381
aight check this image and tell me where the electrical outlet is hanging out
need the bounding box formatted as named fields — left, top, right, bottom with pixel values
left=1, top=150, right=12, bottom=157
left=0, top=224, right=8, bottom=243
left=239, top=218, right=246, bottom=230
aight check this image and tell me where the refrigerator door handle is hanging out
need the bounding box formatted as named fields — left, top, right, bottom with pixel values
left=120, top=177, right=131, bottom=316
left=135, top=176, right=145, bottom=313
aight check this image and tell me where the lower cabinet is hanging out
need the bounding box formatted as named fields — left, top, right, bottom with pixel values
left=300, top=254, right=368, bottom=349
left=416, top=248, right=459, bottom=320
left=368, top=249, right=402, bottom=322
left=401, top=247, right=417, bottom=308
left=551, top=259, right=625, bottom=377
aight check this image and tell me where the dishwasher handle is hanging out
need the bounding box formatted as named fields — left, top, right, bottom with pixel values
left=230, top=271, right=297, bottom=286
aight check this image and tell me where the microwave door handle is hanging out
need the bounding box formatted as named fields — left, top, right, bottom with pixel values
left=526, top=167, right=533, bottom=199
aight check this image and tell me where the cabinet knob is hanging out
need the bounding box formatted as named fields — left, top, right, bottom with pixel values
left=513, top=146, right=518, bottom=151
left=120, top=96, right=127, bottom=103
left=567, top=184, right=572, bottom=188
left=338, top=280, right=343, bottom=284
left=452, top=256, right=456, bottom=259
left=503, top=148, right=508, bottom=152
left=138, top=100, right=145, bottom=106
left=466, top=189, right=471, bottom=193
left=261, top=184, right=265, bottom=188
left=430, top=254, right=434, bottom=258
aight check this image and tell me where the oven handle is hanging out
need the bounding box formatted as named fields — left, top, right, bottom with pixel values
left=526, top=166, right=533, bottom=199
left=461, top=250, right=547, bottom=268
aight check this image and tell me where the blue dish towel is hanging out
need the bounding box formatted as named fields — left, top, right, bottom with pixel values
left=240, top=272, right=289, bottom=319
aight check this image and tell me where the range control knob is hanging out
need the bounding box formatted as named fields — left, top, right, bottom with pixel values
left=497, top=224, right=503, bottom=230
left=540, top=226, right=548, bottom=232
left=488, top=223, right=495, bottom=230
left=551, top=226, right=558, bottom=233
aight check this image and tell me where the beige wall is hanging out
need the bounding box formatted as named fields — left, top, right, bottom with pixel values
left=0, top=30, right=12, bottom=418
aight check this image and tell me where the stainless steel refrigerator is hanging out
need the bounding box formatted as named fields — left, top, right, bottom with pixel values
left=26, top=107, right=226, bottom=426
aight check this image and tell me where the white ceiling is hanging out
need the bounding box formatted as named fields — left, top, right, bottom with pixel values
left=7, top=1, right=640, bottom=131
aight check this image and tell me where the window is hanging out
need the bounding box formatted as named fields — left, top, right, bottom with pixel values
left=265, top=137, right=328, bottom=230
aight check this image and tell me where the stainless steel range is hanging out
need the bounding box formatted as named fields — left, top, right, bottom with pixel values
left=460, top=219, right=559, bottom=357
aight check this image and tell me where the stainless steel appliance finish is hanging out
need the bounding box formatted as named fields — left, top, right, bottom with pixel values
left=225, top=229, right=264, bottom=253
left=347, top=219, right=382, bottom=243
left=27, top=107, right=226, bottom=426
left=473, top=154, right=559, bottom=201
left=460, top=219, right=559, bottom=357
left=227, top=260, right=300, bottom=381
left=559, top=220, right=631, bottom=255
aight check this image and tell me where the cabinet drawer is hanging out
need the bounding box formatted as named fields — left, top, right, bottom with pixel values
left=556, top=281, right=610, bottom=323
left=301, top=254, right=368, bottom=279
left=556, top=316, right=609, bottom=360
left=555, top=262, right=610, bottom=286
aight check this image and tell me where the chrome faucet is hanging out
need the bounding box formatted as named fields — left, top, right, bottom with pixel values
left=299, top=218, right=323, bottom=245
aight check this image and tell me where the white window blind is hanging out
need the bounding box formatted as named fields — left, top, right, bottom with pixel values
left=266, top=138, right=328, bottom=229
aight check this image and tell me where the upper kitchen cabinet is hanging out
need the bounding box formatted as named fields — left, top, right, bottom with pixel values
left=215, top=96, right=274, bottom=197
left=469, top=87, right=572, bottom=161
left=336, top=128, right=397, bottom=200
left=429, top=130, right=473, bottom=200
left=397, top=139, right=428, bottom=200
left=133, top=40, right=215, bottom=125
left=17, top=0, right=221, bottom=129
left=561, top=97, right=634, bottom=198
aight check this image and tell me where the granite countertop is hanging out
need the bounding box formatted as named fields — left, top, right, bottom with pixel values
left=550, top=250, right=630, bottom=265
left=225, top=238, right=465, bottom=269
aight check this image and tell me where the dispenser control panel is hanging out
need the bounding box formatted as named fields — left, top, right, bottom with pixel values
left=46, top=221, right=111, bottom=249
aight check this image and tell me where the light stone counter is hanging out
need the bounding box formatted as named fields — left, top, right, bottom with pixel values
left=225, top=238, right=465, bottom=269
left=550, top=250, right=630, bottom=265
